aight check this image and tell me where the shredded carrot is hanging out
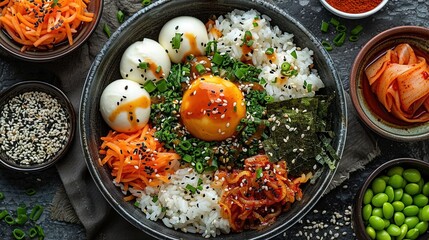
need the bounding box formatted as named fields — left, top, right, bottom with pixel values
left=0, top=0, right=94, bottom=52
left=99, top=125, right=181, bottom=198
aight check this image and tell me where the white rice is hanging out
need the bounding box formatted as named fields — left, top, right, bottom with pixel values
left=209, top=9, right=325, bottom=101
left=132, top=168, right=230, bottom=238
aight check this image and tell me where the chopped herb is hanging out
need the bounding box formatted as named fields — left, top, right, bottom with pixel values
left=253, top=22, right=258, bottom=27
left=134, top=201, right=140, bottom=207
left=152, top=195, right=158, bottom=203
left=290, top=50, right=297, bottom=59
left=256, top=168, right=263, bottom=179
left=171, top=33, right=182, bottom=49
left=51, top=0, right=59, bottom=8
left=143, top=80, right=156, bottom=93
left=333, top=32, right=346, bottom=47
left=349, top=35, right=359, bottom=42
left=265, top=47, right=274, bottom=55
left=195, top=64, right=206, bottom=74
left=336, top=24, right=347, bottom=33
left=139, top=62, right=149, bottom=69
left=141, top=0, right=152, bottom=6
left=12, top=228, right=25, bottom=240
left=182, top=154, right=193, bottom=162
left=212, top=52, right=224, bottom=65
left=322, top=41, right=333, bottom=51
left=155, top=65, right=162, bottom=73
left=116, top=10, right=125, bottom=23
left=186, top=184, right=197, bottom=194
left=329, top=17, right=339, bottom=27
left=351, top=25, right=364, bottom=35
left=321, top=20, right=329, bottom=33
left=103, top=23, right=111, bottom=38
left=25, top=188, right=36, bottom=196
left=0, top=192, right=4, bottom=200
left=156, top=79, right=168, bottom=92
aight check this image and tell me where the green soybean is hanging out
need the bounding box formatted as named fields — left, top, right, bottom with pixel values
left=366, top=226, right=377, bottom=240
left=394, top=188, right=404, bottom=201
left=421, top=205, right=429, bottom=221
left=415, top=221, right=428, bottom=235
left=405, top=183, right=420, bottom=196
left=413, top=194, right=428, bottom=207
left=403, top=205, right=419, bottom=217
left=387, top=166, right=404, bottom=177
left=392, top=201, right=405, bottom=212
left=397, top=224, right=408, bottom=240
left=376, top=230, right=391, bottom=240
left=369, top=216, right=385, bottom=231
left=401, top=193, right=413, bottom=206
left=382, top=202, right=394, bottom=219
left=381, top=175, right=390, bottom=183
left=372, top=208, right=384, bottom=218
left=363, top=204, right=372, bottom=221
left=403, top=169, right=421, bottom=183
left=418, top=178, right=424, bottom=192
left=385, top=186, right=394, bottom=202
left=383, top=219, right=390, bottom=228
left=389, top=175, right=404, bottom=189
left=423, top=182, right=429, bottom=196
left=386, top=224, right=401, bottom=236
left=404, top=216, right=419, bottom=228
left=364, top=189, right=374, bottom=205
left=373, top=177, right=387, bottom=194
left=405, top=228, right=419, bottom=239
left=394, top=212, right=405, bottom=226
left=372, top=193, right=389, bottom=207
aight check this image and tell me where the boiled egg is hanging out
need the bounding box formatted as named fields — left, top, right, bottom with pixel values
left=120, top=38, right=171, bottom=84
left=100, top=79, right=151, bottom=133
left=180, top=75, right=246, bottom=141
left=159, top=16, right=209, bottom=63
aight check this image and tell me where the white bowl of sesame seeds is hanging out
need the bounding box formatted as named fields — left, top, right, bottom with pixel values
left=0, top=81, right=75, bottom=171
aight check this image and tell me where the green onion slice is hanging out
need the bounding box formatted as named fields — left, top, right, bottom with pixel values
left=152, top=195, right=158, bottom=203
left=329, top=17, right=340, bottom=27
left=349, top=35, right=359, bottom=42
left=179, top=141, right=192, bottom=151
left=182, top=154, right=193, bottom=163
left=116, top=10, right=125, bottom=23
left=252, top=22, right=258, bottom=27
left=141, top=0, right=151, bottom=6
left=335, top=24, right=347, bottom=33
left=195, top=162, right=204, bottom=173
left=139, top=62, right=149, bottom=69
left=12, top=228, right=26, bottom=240
left=256, top=168, right=263, bottom=179
left=171, top=33, right=182, bottom=49
left=35, top=225, right=44, bottom=237
left=333, top=32, right=346, bottom=47
left=156, top=79, right=168, bottom=92
left=134, top=201, right=140, bottom=207
left=351, top=25, right=363, bottom=35
left=265, top=47, right=274, bottom=55
left=29, top=227, right=38, bottom=238
left=155, top=65, right=162, bottom=73
left=195, top=64, right=206, bottom=74
left=0, top=210, right=8, bottom=220
left=29, top=205, right=44, bottom=221
left=103, top=23, right=111, bottom=38
left=0, top=192, right=4, bottom=200
left=5, top=215, right=15, bottom=225
left=321, top=21, right=329, bottom=33
left=290, top=50, right=297, bottom=59
left=281, top=62, right=291, bottom=71
left=143, top=80, right=156, bottom=93
left=25, top=188, right=36, bottom=196
left=321, top=40, right=333, bottom=51
left=15, top=214, right=28, bottom=225
left=212, top=52, right=224, bottom=65
left=185, top=184, right=197, bottom=194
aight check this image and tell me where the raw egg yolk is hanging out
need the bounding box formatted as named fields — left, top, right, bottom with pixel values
left=180, top=75, right=246, bottom=141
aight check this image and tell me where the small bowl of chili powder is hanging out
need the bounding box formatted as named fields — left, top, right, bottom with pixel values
left=320, top=0, right=389, bottom=19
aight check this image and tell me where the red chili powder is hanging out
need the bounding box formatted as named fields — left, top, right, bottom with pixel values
left=326, top=0, right=383, bottom=14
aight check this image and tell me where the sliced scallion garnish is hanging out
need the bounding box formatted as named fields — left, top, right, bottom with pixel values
left=171, top=33, right=182, bottom=49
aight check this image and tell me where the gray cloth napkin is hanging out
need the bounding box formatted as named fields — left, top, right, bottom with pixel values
left=3, top=0, right=376, bottom=239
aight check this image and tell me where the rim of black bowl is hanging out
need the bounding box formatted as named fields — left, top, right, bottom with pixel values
left=0, top=0, right=103, bottom=62
left=80, top=0, right=348, bottom=239
left=353, top=158, right=429, bottom=240
left=0, top=81, right=76, bottom=172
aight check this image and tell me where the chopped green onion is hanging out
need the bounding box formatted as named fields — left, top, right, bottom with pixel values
left=182, top=154, right=192, bottom=162
left=141, top=0, right=151, bottom=6
left=12, top=228, right=26, bottom=240
left=15, top=214, right=28, bottom=225
left=307, top=83, right=313, bottom=92
left=29, top=205, right=44, bottom=221
left=143, top=80, right=156, bottom=93
left=103, top=23, right=111, bottom=38
left=321, top=21, right=329, bottom=33
left=333, top=32, right=346, bottom=46
left=252, top=22, right=258, bottom=27
left=246, top=39, right=254, bottom=47
left=35, top=225, right=44, bottom=237
left=256, top=168, right=263, bottom=179
left=198, top=178, right=203, bottom=186
left=5, top=215, right=15, bottom=225
left=161, top=207, right=166, bottom=212
left=185, top=184, right=197, bottom=194
left=329, top=17, right=339, bottom=27
left=25, top=188, right=36, bottom=196
left=17, top=206, right=26, bottom=216
left=321, top=40, right=333, bottom=51
left=265, top=47, right=274, bottom=55
left=264, top=95, right=274, bottom=103
left=259, top=78, right=267, bottom=85
left=28, top=228, right=38, bottom=238
left=211, top=65, right=219, bottom=75
left=336, top=24, right=347, bottom=33
left=152, top=195, right=158, bottom=203
left=156, top=79, right=168, bottom=92
left=349, top=35, right=359, bottom=42
left=179, top=140, right=192, bottom=151
left=134, top=201, right=140, bottom=207
left=212, top=52, right=224, bottom=65
left=155, top=65, right=162, bottom=73
left=195, top=162, right=204, bottom=173
left=51, top=0, right=59, bottom=8
left=116, top=10, right=125, bottom=23
left=0, top=192, right=4, bottom=200
left=244, top=30, right=252, bottom=39
left=182, top=66, right=190, bottom=76
left=195, top=64, right=206, bottom=74
left=171, top=33, right=182, bottom=49
left=0, top=210, right=8, bottom=219
left=139, top=62, right=149, bottom=69
left=290, top=50, right=297, bottom=59
left=234, top=68, right=245, bottom=80
left=281, top=62, right=291, bottom=71
left=351, top=25, right=363, bottom=35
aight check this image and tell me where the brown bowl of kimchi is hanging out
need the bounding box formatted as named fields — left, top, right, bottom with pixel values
left=350, top=26, right=429, bottom=142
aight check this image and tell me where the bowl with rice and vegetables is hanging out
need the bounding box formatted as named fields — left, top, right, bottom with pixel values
left=80, top=0, right=347, bottom=239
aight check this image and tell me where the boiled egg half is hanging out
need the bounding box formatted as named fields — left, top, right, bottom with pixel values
left=100, top=79, right=151, bottom=133
left=120, top=38, right=171, bottom=84
left=159, top=16, right=209, bottom=63
left=180, top=75, right=246, bottom=141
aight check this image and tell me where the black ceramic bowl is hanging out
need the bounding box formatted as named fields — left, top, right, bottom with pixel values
left=80, top=0, right=347, bottom=239
left=352, top=158, right=429, bottom=240
left=0, top=0, right=103, bottom=62
left=0, top=81, right=75, bottom=172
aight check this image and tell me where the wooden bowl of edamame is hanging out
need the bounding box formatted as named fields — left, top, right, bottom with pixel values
left=352, top=158, right=429, bottom=240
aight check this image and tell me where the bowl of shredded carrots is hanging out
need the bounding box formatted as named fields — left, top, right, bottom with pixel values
left=0, top=0, right=103, bottom=62
left=350, top=26, right=429, bottom=141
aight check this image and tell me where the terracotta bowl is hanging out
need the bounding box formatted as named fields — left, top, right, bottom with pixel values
left=352, top=158, right=429, bottom=240
left=319, top=0, right=388, bottom=19
left=0, top=81, right=75, bottom=171
left=350, top=26, right=429, bottom=142
left=0, top=0, right=103, bottom=62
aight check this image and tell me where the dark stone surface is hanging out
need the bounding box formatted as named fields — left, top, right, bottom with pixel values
left=0, top=0, right=428, bottom=239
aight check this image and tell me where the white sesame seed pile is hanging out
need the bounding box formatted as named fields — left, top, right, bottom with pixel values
left=0, top=91, right=70, bottom=165
left=282, top=199, right=356, bottom=240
